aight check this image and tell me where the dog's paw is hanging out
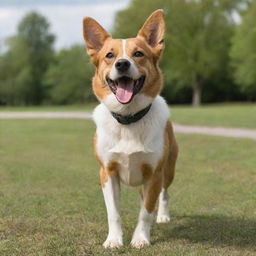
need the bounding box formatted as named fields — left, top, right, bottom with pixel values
left=103, top=238, right=123, bottom=248
left=131, top=237, right=150, bottom=249
left=156, top=214, right=170, bottom=223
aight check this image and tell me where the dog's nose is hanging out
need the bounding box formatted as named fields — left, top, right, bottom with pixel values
left=115, top=59, right=131, bottom=73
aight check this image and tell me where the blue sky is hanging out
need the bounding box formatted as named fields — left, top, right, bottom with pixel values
left=0, top=0, right=130, bottom=51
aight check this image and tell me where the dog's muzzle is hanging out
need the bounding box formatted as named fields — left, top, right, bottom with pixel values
left=106, top=76, right=145, bottom=104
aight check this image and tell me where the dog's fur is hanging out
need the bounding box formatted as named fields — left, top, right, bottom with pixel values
left=83, top=9, right=178, bottom=248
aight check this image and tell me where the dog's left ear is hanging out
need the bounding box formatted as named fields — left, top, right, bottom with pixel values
left=137, top=9, right=165, bottom=58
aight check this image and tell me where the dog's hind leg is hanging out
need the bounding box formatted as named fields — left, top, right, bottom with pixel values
left=156, top=187, right=171, bottom=223
left=156, top=121, right=178, bottom=223
left=100, top=164, right=123, bottom=248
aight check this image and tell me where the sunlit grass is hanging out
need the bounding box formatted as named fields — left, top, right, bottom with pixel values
left=0, top=103, right=96, bottom=112
left=170, top=103, right=256, bottom=129
left=0, top=119, right=255, bottom=255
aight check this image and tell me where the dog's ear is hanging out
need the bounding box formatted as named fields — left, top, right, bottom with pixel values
left=83, top=17, right=111, bottom=59
left=137, top=9, right=165, bottom=58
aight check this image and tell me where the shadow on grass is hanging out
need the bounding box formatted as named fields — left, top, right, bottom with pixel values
left=156, top=214, right=256, bottom=249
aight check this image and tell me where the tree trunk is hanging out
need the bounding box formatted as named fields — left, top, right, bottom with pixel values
left=192, top=80, right=202, bottom=107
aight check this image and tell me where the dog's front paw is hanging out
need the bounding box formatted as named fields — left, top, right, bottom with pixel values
left=103, top=238, right=123, bottom=248
left=131, top=236, right=150, bottom=248
left=156, top=214, right=170, bottom=223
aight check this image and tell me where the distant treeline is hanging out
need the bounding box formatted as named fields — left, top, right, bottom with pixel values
left=0, top=0, right=256, bottom=106
left=0, top=12, right=94, bottom=105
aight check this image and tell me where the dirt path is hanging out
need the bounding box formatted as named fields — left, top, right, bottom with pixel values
left=1, top=111, right=256, bottom=141
left=173, top=123, right=256, bottom=141
left=0, top=111, right=92, bottom=119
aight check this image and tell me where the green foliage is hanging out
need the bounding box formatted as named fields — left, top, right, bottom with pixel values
left=114, top=0, right=241, bottom=105
left=0, top=12, right=94, bottom=106
left=0, top=37, right=28, bottom=105
left=44, top=45, right=94, bottom=104
left=230, top=1, right=256, bottom=99
left=0, top=11, right=55, bottom=105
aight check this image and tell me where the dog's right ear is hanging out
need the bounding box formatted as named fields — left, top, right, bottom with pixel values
left=137, top=9, right=165, bottom=59
left=83, top=17, right=111, bottom=59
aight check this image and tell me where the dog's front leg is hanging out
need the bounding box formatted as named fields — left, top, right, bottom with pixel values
left=131, top=170, right=162, bottom=248
left=101, top=167, right=123, bottom=248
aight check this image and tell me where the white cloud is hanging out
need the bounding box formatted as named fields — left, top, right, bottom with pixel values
left=0, top=8, right=12, bottom=19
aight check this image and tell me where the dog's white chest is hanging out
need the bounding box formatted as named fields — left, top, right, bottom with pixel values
left=118, top=153, right=144, bottom=186
left=110, top=152, right=159, bottom=186
left=93, top=95, right=170, bottom=187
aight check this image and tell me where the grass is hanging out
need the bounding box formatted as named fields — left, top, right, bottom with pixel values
left=0, top=103, right=96, bottom=112
left=0, top=119, right=256, bottom=255
left=171, top=103, right=256, bottom=129
left=1, top=102, right=256, bottom=129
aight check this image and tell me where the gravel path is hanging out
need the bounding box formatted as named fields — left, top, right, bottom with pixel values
left=1, top=111, right=256, bottom=141
left=0, top=111, right=92, bottom=119
left=173, top=123, right=256, bottom=141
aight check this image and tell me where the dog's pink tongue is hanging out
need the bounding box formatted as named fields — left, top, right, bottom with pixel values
left=115, top=78, right=134, bottom=104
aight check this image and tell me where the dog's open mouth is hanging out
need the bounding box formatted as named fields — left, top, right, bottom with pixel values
left=106, top=76, right=145, bottom=104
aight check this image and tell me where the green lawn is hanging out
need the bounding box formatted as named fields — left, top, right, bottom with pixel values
left=0, top=103, right=96, bottom=112
left=0, top=119, right=255, bottom=256
left=171, top=103, right=256, bottom=129
left=1, top=102, right=256, bottom=129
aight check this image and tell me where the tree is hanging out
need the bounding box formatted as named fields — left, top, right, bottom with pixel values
left=0, top=11, right=54, bottom=105
left=17, top=11, right=55, bottom=104
left=114, top=0, right=241, bottom=106
left=230, top=1, right=256, bottom=100
left=44, top=45, right=94, bottom=104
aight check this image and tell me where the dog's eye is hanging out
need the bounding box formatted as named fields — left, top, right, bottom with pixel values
left=133, top=51, right=144, bottom=57
left=106, top=52, right=114, bottom=59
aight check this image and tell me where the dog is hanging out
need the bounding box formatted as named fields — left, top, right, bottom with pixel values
left=83, top=9, right=178, bottom=248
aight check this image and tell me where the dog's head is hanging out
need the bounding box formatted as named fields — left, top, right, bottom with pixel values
left=83, top=10, right=165, bottom=112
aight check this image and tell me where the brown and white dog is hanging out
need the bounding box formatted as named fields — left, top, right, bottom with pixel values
left=83, top=9, right=178, bottom=248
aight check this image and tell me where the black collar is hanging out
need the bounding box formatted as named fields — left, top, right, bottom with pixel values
left=111, top=104, right=152, bottom=125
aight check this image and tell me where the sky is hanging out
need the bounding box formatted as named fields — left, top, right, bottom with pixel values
left=0, top=0, right=130, bottom=51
